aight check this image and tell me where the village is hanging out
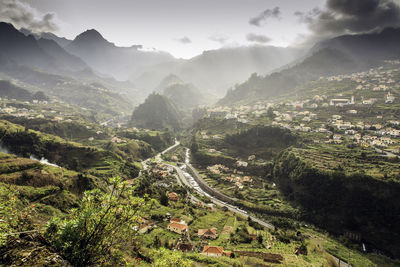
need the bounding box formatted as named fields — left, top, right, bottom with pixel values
left=204, top=62, right=400, bottom=157
left=128, top=160, right=315, bottom=265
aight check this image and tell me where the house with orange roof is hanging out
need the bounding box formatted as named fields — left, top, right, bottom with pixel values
left=167, top=222, right=188, bottom=235
left=202, top=246, right=231, bottom=257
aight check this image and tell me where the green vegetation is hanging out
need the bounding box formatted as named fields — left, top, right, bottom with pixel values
left=130, top=93, right=182, bottom=132
left=45, top=178, right=154, bottom=266
left=273, top=148, right=400, bottom=258
left=0, top=120, right=141, bottom=179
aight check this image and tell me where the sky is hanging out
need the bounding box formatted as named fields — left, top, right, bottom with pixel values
left=1, top=0, right=400, bottom=58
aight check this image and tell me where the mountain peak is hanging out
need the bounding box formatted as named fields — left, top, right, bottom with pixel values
left=73, top=29, right=111, bottom=45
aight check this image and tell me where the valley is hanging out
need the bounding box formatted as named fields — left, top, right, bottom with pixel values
left=1, top=3, right=400, bottom=266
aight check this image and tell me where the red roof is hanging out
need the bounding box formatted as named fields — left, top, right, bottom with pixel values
left=202, top=246, right=223, bottom=254
left=168, top=222, right=188, bottom=230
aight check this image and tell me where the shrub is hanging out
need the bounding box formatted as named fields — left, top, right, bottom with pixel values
left=45, top=177, right=155, bottom=266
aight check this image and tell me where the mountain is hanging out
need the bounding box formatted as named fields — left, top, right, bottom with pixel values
left=20, top=28, right=72, bottom=47
left=0, top=80, right=33, bottom=101
left=65, top=29, right=175, bottom=81
left=313, top=27, right=400, bottom=63
left=219, top=28, right=400, bottom=105
left=36, top=38, right=88, bottom=72
left=0, top=22, right=88, bottom=74
left=162, top=82, right=208, bottom=111
left=154, top=74, right=183, bottom=93
left=132, top=45, right=304, bottom=97
left=130, top=93, right=181, bottom=131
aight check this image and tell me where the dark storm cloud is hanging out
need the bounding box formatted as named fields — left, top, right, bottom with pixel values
left=176, top=36, right=192, bottom=44
left=209, top=34, right=229, bottom=44
left=246, top=33, right=271, bottom=43
left=295, top=0, right=400, bottom=38
left=0, top=0, right=58, bottom=32
left=249, top=7, right=281, bottom=26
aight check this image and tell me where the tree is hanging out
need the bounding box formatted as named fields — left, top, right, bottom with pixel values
left=267, top=107, right=275, bottom=119
left=159, top=192, right=169, bottom=206
left=0, top=186, right=35, bottom=246
left=191, top=135, right=198, bottom=154
left=45, top=177, right=155, bottom=266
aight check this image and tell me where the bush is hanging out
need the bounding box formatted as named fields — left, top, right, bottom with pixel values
left=45, top=177, right=155, bottom=266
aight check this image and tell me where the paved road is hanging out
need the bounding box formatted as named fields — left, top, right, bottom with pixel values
left=374, top=147, right=399, bottom=158
left=175, top=148, right=275, bottom=230
left=147, top=143, right=352, bottom=265
left=138, top=139, right=180, bottom=177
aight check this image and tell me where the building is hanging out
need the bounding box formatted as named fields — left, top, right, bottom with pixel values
left=236, top=161, right=248, bottom=167
left=198, top=228, right=218, bottom=239
left=168, top=192, right=178, bottom=201
left=202, top=246, right=231, bottom=257
left=329, top=96, right=354, bottom=106
left=175, top=243, right=193, bottom=252
left=385, top=92, right=395, bottom=103
left=167, top=222, right=188, bottom=235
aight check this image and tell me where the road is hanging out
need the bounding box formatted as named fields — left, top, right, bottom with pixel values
left=138, top=139, right=180, bottom=177
left=142, top=142, right=351, bottom=265
left=374, top=147, right=399, bottom=158
left=172, top=148, right=275, bottom=230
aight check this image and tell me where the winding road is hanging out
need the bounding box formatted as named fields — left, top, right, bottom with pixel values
left=139, top=141, right=351, bottom=266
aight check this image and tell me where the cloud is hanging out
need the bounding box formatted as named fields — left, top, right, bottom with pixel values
left=209, top=34, right=229, bottom=44
left=176, top=36, right=192, bottom=44
left=294, top=0, right=400, bottom=45
left=246, top=33, right=271, bottom=43
left=0, top=0, right=58, bottom=32
left=249, top=7, right=281, bottom=26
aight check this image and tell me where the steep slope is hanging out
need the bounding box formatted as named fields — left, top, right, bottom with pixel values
left=0, top=55, right=133, bottom=117
left=36, top=38, right=88, bottom=72
left=20, top=28, right=72, bottom=47
left=162, top=82, right=207, bottom=110
left=0, top=80, right=33, bottom=101
left=154, top=74, right=183, bottom=93
left=0, top=22, right=88, bottom=75
left=130, top=93, right=181, bottom=131
left=66, top=29, right=175, bottom=80
left=313, top=27, right=400, bottom=63
left=219, top=28, right=400, bottom=105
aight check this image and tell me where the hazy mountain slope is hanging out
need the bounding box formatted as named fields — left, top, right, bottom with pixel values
left=0, top=80, right=33, bottom=101
left=219, top=28, right=400, bottom=105
left=0, top=54, right=132, bottom=117
left=36, top=38, right=88, bottom=72
left=65, top=29, right=175, bottom=81
left=132, top=45, right=304, bottom=97
left=40, top=32, right=72, bottom=47
left=154, top=74, right=183, bottom=93
left=0, top=22, right=88, bottom=75
left=0, top=22, right=54, bottom=71
left=20, top=28, right=72, bottom=47
left=162, top=82, right=207, bottom=110
left=313, top=27, right=400, bottom=62
left=130, top=93, right=181, bottom=131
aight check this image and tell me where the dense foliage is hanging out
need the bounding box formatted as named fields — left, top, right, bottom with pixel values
left=273, top=150, right=400, bottom=258
left=45, top=178, right=155, bottom=266
left=130, top=93, right=182, bottom=131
